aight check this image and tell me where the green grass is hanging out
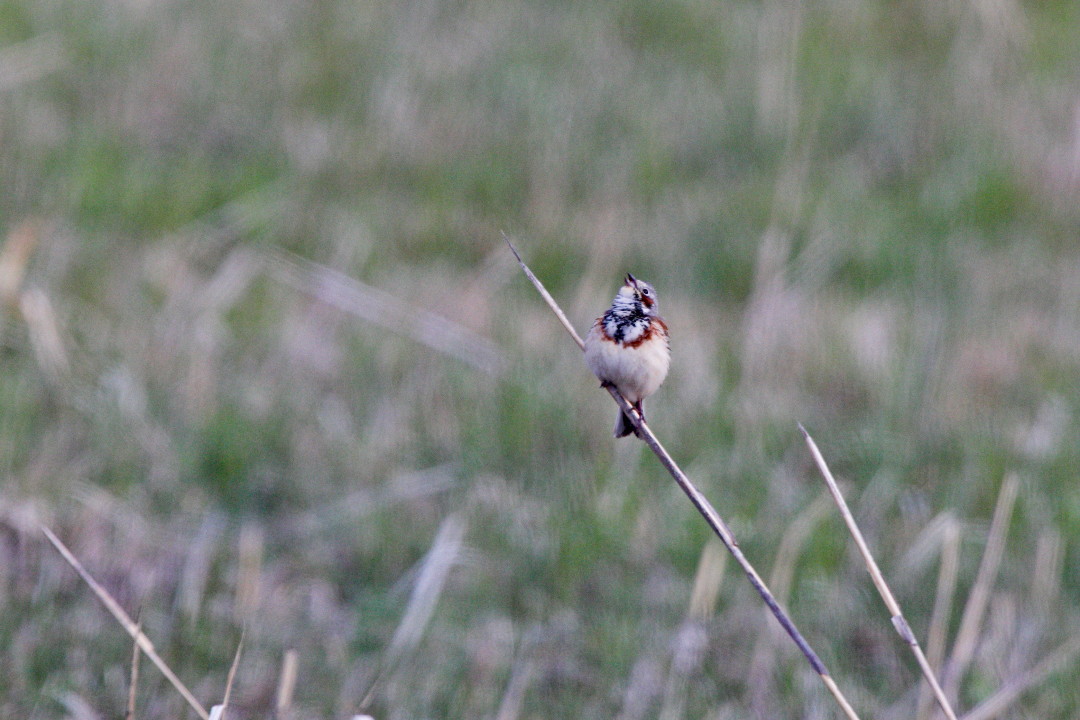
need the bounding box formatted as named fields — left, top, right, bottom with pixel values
left=3, top=0, right=1080, bottom=718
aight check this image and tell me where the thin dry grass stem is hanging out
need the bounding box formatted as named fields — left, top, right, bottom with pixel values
left=658, top=540, right=727, bottom=720
left=0, top=219, right=40, bottom=308
left=769, top=493, right=832, bottom=602
left=276, top=649, right=299, bottom=716
left=218, top=630, right=245, bottom=717
left=625, top=400, right=867, bottom=715
left=235, top=523, right=263, bottom=620
left=658, top=660, right=690, bottom=720
left=180, top=516, right=225, bottom=623
left=266, top=247, right=505, bottom=375
left=41, top=525, right=211, bottom=720
left=20, top=287, right=70, bottom=377
left=360, top=513, right=467, bottom=711
left=747, top=493, right=832, bottom=708
left=1030, top=530, right=1062, bottom=612
left=126, top=617, right=142, bottom=720
left=494, top=652, right=536, bottom=720
left=916, top=519, right=961, bottom=720
left=943, top=475, right=1018, bottom=704
left=507, top=240, right=860, bottom=720
left=687, top=538, right=728, bottom=621
left=799, top=425, right=958, bottom=720
left=0, top=34, right=66, bottom=92
left=958, top=633, right=1080, bottom=720
left=503, top=233, right=585, bottom=350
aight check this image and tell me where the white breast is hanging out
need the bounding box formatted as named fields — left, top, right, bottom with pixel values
left=584, top=321, right=670, bottom=403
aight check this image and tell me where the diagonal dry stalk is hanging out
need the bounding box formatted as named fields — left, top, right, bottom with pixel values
left=360, top=513, right=467, bottom=711
left=276, top=649, right=299, bottom=716
left=799, top=426, right=959, bottom=720
left=126, top=618, right=141, bottom=720
left=959, top=632, right=1080, bottom=720
left=209, top=630, right=245, bottom=720
left=943, top=475, right=1017, bottom=705
left=266, top=248, right=505, bottom=375
left=505, top=235, right=860, bottom=720
left=42, top=526, right=211, bottom=720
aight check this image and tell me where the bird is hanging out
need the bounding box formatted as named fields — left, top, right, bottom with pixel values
left=584, top=273, right=671, bottom=438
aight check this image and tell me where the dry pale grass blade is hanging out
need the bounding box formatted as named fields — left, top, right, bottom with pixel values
left=385, top=513, right=466, bottom=654
left=265, top=248, right=504, bottom=375
left=657, top=638, right=693, bottom=720
left=180, top=515, right=227, bottom=622
left=769, top=492, right=832, bottom=604
left=508, top=243, right=860, bottom=720
left=658, top=540, right=728, bottom=720
left=0, top=34, right=66, bottom=92
left=126, top=618, right=142, bottom=720
left=361, top=513, right=467, bottom=710
left=276, top=649, right=299, bottom=716
left=41, top=526, right=211, bottom=720
left=1030, top=529, right=1063, bottom=612
left=234, top=523, right=263, bottom=620
left=943, top=474, right=1018, bottom=704
left=916, top=518, right=961, bottom=720
left=55, top=692, right=98, bottom=720
left=958, top=633, right=1080, bottom=720
left=616, top=652, right=664, bottom=720
left=20, top=287, right=70, bottom=377
left=220, top=631, right=245, bottom=714
left=0, top=218, right=40, bottom=306
left=289, top=463, right=458, bottom=536
left=494, top=652, right=536, bottom=720
left=799, top=425, right=958, bottom=720
left=687, top=538, right=728, bottom=621
left=208, top=631, right=245, bottom=720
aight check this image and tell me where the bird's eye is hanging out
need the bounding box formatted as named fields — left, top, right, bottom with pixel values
left=641, top=288, right=650, bottom=296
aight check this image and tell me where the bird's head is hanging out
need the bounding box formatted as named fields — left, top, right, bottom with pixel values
left=619, top=272, right=659, bottom=315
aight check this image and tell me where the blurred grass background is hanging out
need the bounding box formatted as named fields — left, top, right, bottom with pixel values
left=3, top=0, right=1080, bottom=717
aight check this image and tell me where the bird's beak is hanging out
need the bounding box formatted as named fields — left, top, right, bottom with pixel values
left=625, top=272, right=637, bottom=287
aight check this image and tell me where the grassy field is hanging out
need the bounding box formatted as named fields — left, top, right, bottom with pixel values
left=3, top=0, right=1080, bottom=718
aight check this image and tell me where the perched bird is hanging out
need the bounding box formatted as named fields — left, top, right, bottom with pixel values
left=584, top=273, right=671, bottom=438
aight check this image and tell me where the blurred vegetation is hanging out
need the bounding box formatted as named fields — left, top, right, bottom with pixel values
left=3, top=0, right=1080, bottom=718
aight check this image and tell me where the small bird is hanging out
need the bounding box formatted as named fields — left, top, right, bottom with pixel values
left=584, top=273, right=671, bottom=438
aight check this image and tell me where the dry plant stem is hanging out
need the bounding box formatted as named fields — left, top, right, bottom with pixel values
left=621, top=390, right=857, bottom=720
left=41, top=526, right=211, bottom=720
left=494, top=653, right=536, bottom=720
left=221, top=631, right=245, bottom=712
left=267, top=248, right=505, bottom=374
left=361, top=513, right=466, bottom=710
left=126, top=619, right=141, bottom=720
left=505, top=237, right=859, bottom=720
left=276, top=650, right=299, bottom=715
left=503, top=233, right=585, bottom=350
left=799, top=426, right=958, bottom=720
left=943, top=475, right=1017, bottom=705
left=959, top=633, right=1080, bottom=720
left=659, top=541, right=727, bottom=720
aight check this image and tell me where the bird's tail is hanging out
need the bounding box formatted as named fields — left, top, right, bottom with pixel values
left=614, top=402, right=644, bottom=438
